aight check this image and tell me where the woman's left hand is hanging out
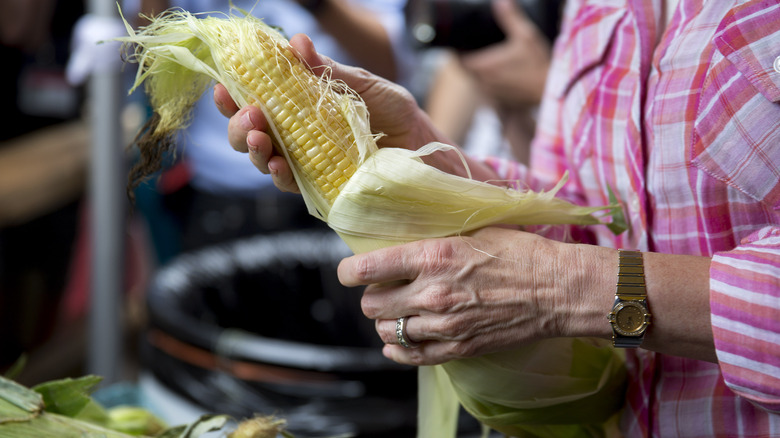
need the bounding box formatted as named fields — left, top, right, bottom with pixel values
left=337, top=227, right=614, bottom=365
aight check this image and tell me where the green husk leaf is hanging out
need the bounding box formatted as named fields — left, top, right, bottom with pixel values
left=156, top=425, right=187, bottom=438
left=2, top=356, right=27, bottom=382
left=179, top=414, right=230, bottom=437
left=106, top=406, right=168, bottom=435
left=33, top=375, right=103, bottom=418
left=440, top=338, right=626, bottom=437
left=329, top=145, right=608, bottom=253
left=0, top=374, right=239, bottom=437
left=0, top=376, right=42, bottom=416
left=605, top=184, right=628, bottom=235
left=0, top=412, right=138, bottom=438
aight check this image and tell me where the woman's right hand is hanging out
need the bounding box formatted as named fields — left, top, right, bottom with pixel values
left=214, top=33, right=445, bottom=193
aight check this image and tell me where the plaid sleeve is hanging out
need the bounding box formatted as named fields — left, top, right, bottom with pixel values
left=711, top=226, right=780, bottom=413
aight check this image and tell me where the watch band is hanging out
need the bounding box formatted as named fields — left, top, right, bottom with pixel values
left=616, top=250, right=645, bottom=299
left=613, top=332, right=644, bottom=348
left=609, top=249, right=651, bottom=348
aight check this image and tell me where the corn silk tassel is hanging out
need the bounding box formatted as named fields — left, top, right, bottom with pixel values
left=118, top=7, right=626, bottom=438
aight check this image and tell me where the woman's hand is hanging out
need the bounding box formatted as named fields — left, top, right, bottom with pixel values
left=337, top=227, right=616, bottom=366
left=214, top=33, right=445, bottom=193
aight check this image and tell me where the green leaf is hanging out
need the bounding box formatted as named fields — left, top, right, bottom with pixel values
left=106, top=406, right=167, bottom=436
left=156, top=425, right=187, bottom=438
left=33, top=375, right=103, bottom=417
left=2, top=355, right=27, bottom=381
left=605, top=184, right=628, bottom=235
left=0, top=375, right=43, bottom=414
left=0, top=412, right=136, bottom=437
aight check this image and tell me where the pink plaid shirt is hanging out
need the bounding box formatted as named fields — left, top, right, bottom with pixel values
left=486, top=0, right=780, bottom=436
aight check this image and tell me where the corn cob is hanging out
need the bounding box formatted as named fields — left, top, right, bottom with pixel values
left=122, top=8, right=375, bottom=218
left=222, top=30, right=361, bottom=205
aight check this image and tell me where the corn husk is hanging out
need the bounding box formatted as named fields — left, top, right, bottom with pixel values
left=0, top=374, right=231, bottom=438
left=117, top=7, right=627, bottom=438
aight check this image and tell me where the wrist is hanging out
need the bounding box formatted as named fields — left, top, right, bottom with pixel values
left=555, top=243, right=617, bottom=339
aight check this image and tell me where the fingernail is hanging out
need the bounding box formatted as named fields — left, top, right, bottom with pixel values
left=240, top=111, right=254, bottom=131
left=246, top=132, right=259, bottom=153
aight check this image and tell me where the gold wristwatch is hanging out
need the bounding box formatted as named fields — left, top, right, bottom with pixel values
left=607, top=250, right=651, bottom=348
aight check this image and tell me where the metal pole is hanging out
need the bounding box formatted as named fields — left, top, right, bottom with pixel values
left=87, top=0, right=125, bottom=384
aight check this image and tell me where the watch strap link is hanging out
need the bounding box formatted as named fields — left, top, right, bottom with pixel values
left=616, top=250, right=645, bottom=299
left=612, top=330, right=645, bottom=348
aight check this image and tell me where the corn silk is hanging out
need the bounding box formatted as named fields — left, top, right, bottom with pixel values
left=117, top=7, right=627, bottom=437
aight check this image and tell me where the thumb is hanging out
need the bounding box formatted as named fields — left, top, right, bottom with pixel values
left=491, top=0, right=535, bottom=40
left=289, top=32, right=380, bottom=97
left=289, top=33, right=335, bottom=76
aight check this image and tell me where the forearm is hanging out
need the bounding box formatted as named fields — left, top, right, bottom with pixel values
left=564, top=244, right=716, bottom=362
left=425, top=55, right=481, bottom=145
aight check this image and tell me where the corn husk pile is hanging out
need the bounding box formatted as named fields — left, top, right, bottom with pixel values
left=0, top=373, right=220, bottom=437
left=117, top=7, right=627, bottom=438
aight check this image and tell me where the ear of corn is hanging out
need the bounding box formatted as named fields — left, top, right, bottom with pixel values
left=121, top=7, right=376, bottom=219
left=118, top=7, right=626, bottom=438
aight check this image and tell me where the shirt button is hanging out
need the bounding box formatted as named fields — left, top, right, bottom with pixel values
left=630, top=196, right=640, bottom=210
left=775, top=56, right=780, bottom=73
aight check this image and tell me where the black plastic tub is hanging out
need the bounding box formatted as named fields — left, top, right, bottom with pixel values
left=142, top=230, right=418, bottom=437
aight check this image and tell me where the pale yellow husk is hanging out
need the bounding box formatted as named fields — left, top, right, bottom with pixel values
left=118, top=7, right=626, bottom=438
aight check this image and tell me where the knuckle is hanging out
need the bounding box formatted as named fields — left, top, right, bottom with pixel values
left=378, top=327, right=394, bottom=344
left=353, top=255, right=376, bottom=283
left=405, top=350, right=429, bottom=366
left=435, top=317, right=460, bottom=337
left=449, top=341, right=477, bottom=359
left=420, top=283, right=456, bottom=314
left=418, top=239, right=455, bottom=273
left=360, top=294, right=380, bottom=319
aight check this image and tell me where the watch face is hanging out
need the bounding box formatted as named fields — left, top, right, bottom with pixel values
left=616, top=305, right=645, bottom=332
left=612, top=301, right=650, bottom=336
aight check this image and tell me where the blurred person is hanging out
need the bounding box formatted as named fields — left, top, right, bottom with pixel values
left=133, top=0, right=415, bottom=255
left=0, top=0, right=153, bottom=387
left=1, top=0, right=85, bottom=140
left=423, top=0, right=557, bottom=163
left=0, top=0, right=87, bottom=373
left=217, top=0, right=780, bottom=435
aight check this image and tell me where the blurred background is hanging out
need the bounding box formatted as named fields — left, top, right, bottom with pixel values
left=0, top=0, right=562, bottom=435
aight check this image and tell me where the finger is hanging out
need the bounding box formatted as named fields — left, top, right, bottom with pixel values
left=227, top=106, right=264, bottom=152
left=382, top=341, right=461, bottom=366
left=376, top=317, right=422, bottom=346
left=491, top=0, right=534, bottom=39
left=246, top=130, right=274, bottom=173
left=213, top=84, right=239, bottom=117
left=377, top=313, right=460, bottom=346
left=289, top=32, right=378, bottom=97
left=338, top=243, right=420, bottom=287
left=268, top=155, right=300, bottom=193
left=289, top=33, right=332, bottom=75
left=359, top=281, right=416, bottom=320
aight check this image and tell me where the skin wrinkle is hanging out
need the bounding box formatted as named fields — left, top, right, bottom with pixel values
left=444, top=236, right=547, bottom=354
left=562, top=245, right=587, bottom=338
